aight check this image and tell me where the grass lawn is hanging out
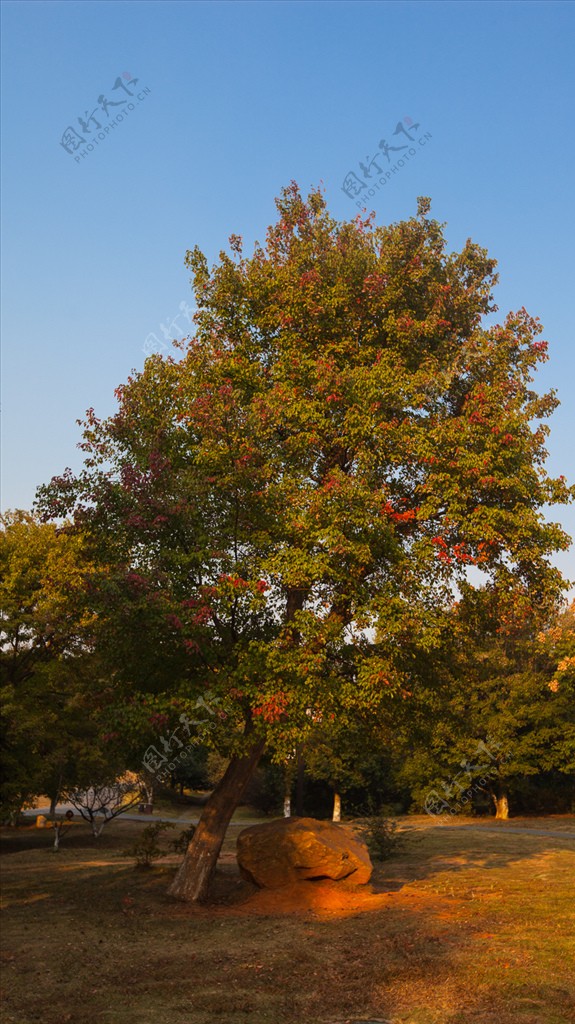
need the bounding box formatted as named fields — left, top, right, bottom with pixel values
left=1, top=815, right=574, bottom=1024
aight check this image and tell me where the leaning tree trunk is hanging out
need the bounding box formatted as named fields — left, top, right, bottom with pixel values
left=491, top=784, right=509, bottom=820
left=332, top=792, right=342, bottom=822
left=167, top=740, right=265, bottom=903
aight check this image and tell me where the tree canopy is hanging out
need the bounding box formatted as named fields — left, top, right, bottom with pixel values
left=34, top=184, right=573, bottom=897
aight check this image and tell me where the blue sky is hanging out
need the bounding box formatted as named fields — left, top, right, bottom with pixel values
left=1, top=0, right=574, bottom=584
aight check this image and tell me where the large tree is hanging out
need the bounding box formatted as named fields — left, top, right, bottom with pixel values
left=37, top=185, right=572, bottom=899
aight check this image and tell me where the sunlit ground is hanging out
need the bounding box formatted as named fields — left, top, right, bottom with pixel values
left=1, top=817, right=574, bottom=1024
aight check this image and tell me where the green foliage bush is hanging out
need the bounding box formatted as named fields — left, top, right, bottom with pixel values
left=170, top=825, right=196, bottom=854
left=121, top=821, right=174, bottom=868
left=354, top=816, right=414, bottom=861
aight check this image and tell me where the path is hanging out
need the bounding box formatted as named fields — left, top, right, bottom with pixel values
left=24, top=806, right=575, bottom=839
left=24, top=805, right=264, bottom=827
left=423, top=823, right=575, bottom=839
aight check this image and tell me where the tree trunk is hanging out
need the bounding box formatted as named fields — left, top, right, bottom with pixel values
left=283, top=794, right=291, bottom=817
left=295, top=745, right=305, bottom=817
left=491, top=784, right=509, bottom=820
left=92, top=815, right=108, bottom=838
left=332, top=792, right=341, bottom=822
left=49, top=784, right=61, bottom=848
left=167, top=740, right=265, bottom=903
left=141, top=778, right=155, bottom=810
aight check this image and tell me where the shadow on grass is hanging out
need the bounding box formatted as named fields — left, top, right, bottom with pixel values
left=1, top=821, right=574, bottom=1024
left=443, top=981, right=575, bottom=1024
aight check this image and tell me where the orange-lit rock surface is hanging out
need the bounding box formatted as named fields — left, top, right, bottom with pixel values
left=236, top=817, right=373, bottom=888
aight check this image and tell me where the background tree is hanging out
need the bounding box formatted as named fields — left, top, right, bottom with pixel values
left=397, top=591, right=575, bottom=818
left=37, top=185, right=572, bottom=900
left=63, top=775, right=142, bottom=838
left=304, top=714, right=394, bottom=821
left=0, top=511, right=99, bottom=817
left=0, top=512, right=146, bottom=822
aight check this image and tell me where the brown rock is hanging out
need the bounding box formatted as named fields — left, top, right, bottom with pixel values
left=236, top=816, right=372, bottom=888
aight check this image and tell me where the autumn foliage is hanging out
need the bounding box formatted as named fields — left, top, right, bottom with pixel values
left=33, top=186, right=573, bottom=896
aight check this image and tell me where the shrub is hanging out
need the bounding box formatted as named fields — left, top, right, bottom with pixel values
left=170, top=825, right=196, bottom=854
left=121, top=821, right=174, bottom=868
left=353, top=816, right=413, bottom=861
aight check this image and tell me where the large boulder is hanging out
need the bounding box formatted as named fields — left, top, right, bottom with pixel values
left=236, top=816, right=373, bottom=888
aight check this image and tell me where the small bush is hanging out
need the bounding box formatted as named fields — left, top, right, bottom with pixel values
left=121, top=821, right=174, bottom=868
left=170, top=825, right=196, bottom=854
left=354, top=816, right=413, bottom=861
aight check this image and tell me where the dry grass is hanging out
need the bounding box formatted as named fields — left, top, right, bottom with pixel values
left=1, top=816, right=574, bottom=1024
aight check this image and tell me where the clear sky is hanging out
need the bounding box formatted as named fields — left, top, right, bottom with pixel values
left=1, top=0, right=574, bottom=584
